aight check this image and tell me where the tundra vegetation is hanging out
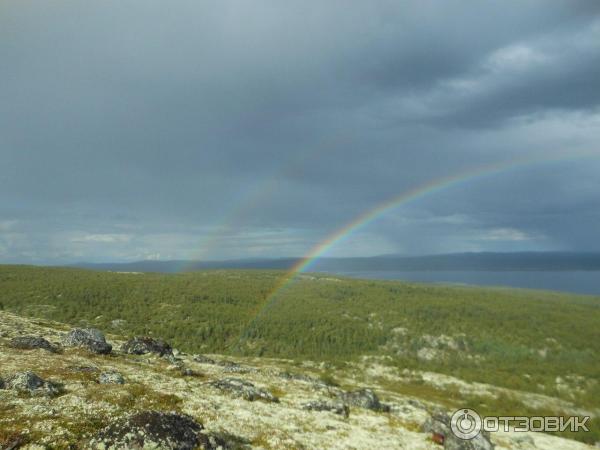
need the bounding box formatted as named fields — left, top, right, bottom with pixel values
left=0, top=264, right=598, bottom=445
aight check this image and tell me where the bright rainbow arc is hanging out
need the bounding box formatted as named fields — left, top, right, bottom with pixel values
left=258, top=149, right=599, bottom=308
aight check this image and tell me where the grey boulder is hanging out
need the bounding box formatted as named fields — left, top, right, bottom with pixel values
left=121, top=336, right=173, bottom=357
left=98, top=371, right=125, bottom=384
left=339, top=388, right=390, bottom=412
left=303, top=400, right=350, bottom=418
left=62, top=328, right=112, bottom=354
left=88, top=410, right=225, bottom=450
left=2, top=371, right=60, bottom=397
left=9, top=335, right=59, bottom=353
left=209, top=378, right=279, bottom=403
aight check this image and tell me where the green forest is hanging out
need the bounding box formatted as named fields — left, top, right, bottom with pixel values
left=1, top=265, right=598, bottom=391
left=1, top=264, right=599, bottom=443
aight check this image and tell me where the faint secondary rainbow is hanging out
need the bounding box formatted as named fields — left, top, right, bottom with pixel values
left=175, top=134, right=353, bottom=272
left=258, top=149, right=599, bottom=306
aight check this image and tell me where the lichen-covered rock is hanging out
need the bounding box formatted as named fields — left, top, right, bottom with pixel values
left=302, top=400, right=350, bottom=418
left=209, top=378, right=279, bottom=403
left=121, top=336, right=173, bottom=357
left=338, top=388, right=390, bottom=412
left=98, top=371, right=125, bottom=384
left=167, top=359, right=201, bottom=378
left=2, top=371, right=60, bottom=397
left=88, top=410, right=225, bottom=450
left=193, top=354, right=216, bottom=365
left=9, top=335, right=59, bottom=353
left=217, top=359, right=252, bottom=373
left=5, top=371, right=44, bottom=391
left=62, top=328, right=112, bottom=354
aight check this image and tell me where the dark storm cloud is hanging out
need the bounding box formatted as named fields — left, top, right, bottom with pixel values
left=1, top=1, right=599, bottom=262
left=423, top=25, right=600, bottom=128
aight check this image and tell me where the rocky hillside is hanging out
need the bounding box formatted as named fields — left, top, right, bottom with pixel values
left=0, top=311, right=594, bottom=450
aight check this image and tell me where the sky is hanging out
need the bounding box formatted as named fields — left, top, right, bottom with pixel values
left=1, top=1, right=600, bottom=264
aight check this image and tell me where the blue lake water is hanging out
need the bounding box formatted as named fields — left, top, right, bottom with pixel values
left=332, top=270, right=600, bottom=296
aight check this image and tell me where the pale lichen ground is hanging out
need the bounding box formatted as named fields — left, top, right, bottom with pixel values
left=0, top=311, right=594, bottom=449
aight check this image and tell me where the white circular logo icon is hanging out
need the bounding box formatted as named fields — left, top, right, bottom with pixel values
left=450, top=408, right=482, bottom=440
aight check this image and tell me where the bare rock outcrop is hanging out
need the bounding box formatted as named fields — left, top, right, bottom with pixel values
left=302, top=399, right=350, bottom=418
left=98, top=371, right=125, bottom=384
left=193, top=354, right=216, bottom=364
left=209, top=378, right=279, bottom=403
left=1, top=371, right=61, bottom=397
left=9, top=335, right=59, bottom=353
left=121, top=336, right=173, bottom=357
left=62, top=328, right=112, bottom=354
left=88, top=410, right=225, bottom=450
left=338, top=388, right=390, bottom=412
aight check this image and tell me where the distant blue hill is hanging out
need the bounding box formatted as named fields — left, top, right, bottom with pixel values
left=72, top=252, right=600, bottom=273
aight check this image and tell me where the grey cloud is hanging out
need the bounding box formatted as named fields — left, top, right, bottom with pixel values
left=1, top=1, right=600, bottom=263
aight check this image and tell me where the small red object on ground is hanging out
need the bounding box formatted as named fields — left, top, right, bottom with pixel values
left=432, top=432, right=445, bottom=445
